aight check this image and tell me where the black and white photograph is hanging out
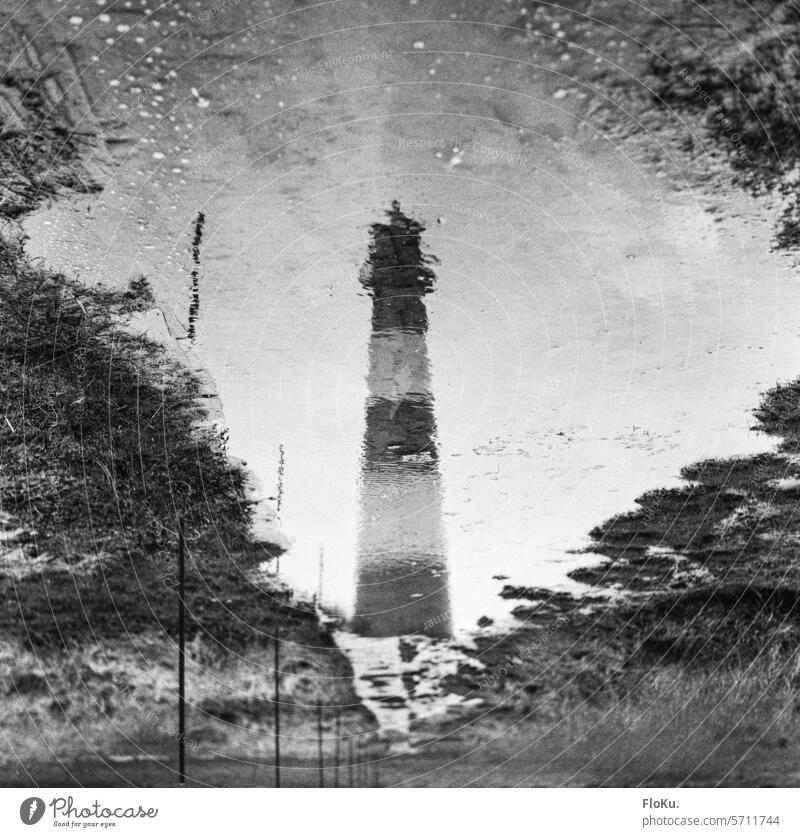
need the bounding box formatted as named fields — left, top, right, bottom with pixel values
left=0, top=0, right=799, bottom=828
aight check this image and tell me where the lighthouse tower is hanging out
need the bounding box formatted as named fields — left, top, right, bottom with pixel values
left=351, top=203, right=452, bottom=639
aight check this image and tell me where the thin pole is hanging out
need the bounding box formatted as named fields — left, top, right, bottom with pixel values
left=276, top=444, right=285, bottom=512
left=275, top=444, right=284, bottom=577
left=334, top=710, right=340, bottom=788
left=318, top=547, right=324, bottom=606
left=274, top=622, right=281, bottom=788
left=178, top=519, right=186, bottom=787
left=317, top=701, right=324, bottom=787
left=348, top=739, right=354, bottom=787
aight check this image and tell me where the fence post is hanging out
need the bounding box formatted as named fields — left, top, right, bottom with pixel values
left=348, top=739, right=354, bottom=787
left=274, top=622, right=281, bottom=788
left=334, top=710, right=341, bottom=788
left=317, top=701, right=324, bottom=787
left=178, top=519, right=186, bottom=787
left=318, top=547, right=324, bottom=605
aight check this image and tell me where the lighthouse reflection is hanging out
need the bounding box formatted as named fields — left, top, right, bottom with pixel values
left=351, top=203, right=451, bottom=639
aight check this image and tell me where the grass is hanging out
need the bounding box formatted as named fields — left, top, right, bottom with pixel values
left=0, top=235, right=249, bottom=548
left=6, top=653, right=796, bottom=787
left=647, top=1, right=800, bottom=185
left=0, top=235, right=368, bottom=773
left=0, top=28, right=101, bottom=219
left=6, top=631, right=795, bottom=787
left=460, top=649, right=800, bottom=787
left=1, top=633, right=372, bottom=770
left=0, top=234, right=262, bottom=646
left=386, top=607, right=800, bottom=787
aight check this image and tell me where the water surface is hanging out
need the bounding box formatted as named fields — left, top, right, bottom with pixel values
left=21, top=0, right=800, bottom=636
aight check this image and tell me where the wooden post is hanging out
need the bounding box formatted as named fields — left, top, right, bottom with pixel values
left=276, top=444, right=285, bottom=512
left=274, top=622, right=281, bottom=788
left=178, top=520, right=186, bottom=787
left=317, top=701, right=324, bottom=787
left=334, top=710, right=341, bottom=788
left=187, top=211, right=204, bottom=341
left=348, top=739, right=354, bottom=787
left=318, top=547, right=324, bottom=606
left=275, top=445, right=284, bottom=578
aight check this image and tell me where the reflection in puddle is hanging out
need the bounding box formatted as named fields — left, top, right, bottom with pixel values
left=187, top=211, right=204, bottom=342
left=352, top=202, right=451, bottom=638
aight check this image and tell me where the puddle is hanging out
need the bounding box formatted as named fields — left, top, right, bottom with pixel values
left=17, top=0, right=800, bottom=735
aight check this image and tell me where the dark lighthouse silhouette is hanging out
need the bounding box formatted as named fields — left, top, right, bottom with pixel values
left=351, top=202, right=452, bottom=639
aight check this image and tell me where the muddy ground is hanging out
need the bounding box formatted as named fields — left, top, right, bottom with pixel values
left=4, top=0, right=800, bottom=787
